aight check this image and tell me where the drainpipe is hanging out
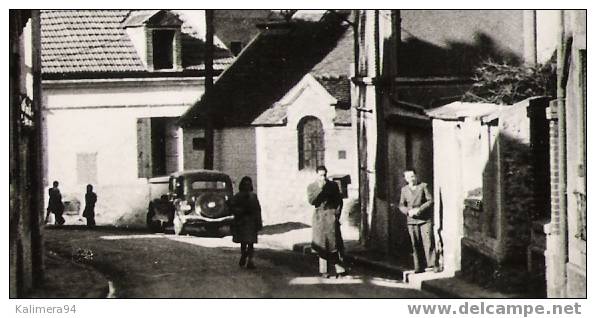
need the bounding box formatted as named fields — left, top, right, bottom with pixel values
left=548, top=9, right=568, bottom=298
left=352, top=10, right=368, bottom=244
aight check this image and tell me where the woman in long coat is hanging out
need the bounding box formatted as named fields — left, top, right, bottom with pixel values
left=230, top=176, right=262, bottom=269
left=82, top=184, right=97, bottom=228
left=307, top=166, right=347, bottom=278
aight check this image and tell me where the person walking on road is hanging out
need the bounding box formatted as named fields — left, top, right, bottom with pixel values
left=46, top=180, right=65, bottom=225
left=398, top=169, right=436, bottom=273
left=83, top=184, right=97, bottom=228
left=307, top=165, right=348, bottom=278
left=230, top=176, right=263, bottom=269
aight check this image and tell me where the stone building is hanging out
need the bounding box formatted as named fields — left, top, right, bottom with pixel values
left=354, top=9, right=585, bottom=297
left=427, top=97, right=551, bottom=296
left=179, top=11, right=358, bottom=225
left=353, top=10, right=543, bottom=258
left=40, top=10, right=234, bottom=226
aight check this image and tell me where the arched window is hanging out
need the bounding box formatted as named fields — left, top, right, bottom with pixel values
left=298, top=116, right=325, bottom=170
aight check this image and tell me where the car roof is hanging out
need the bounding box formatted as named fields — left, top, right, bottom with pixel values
left=170, top=169, right=230, bottom=178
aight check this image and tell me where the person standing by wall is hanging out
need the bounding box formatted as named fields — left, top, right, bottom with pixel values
left=230, top=176, right=263, bottom=269
left=307, top=165, right=349, bottom=278
left=83, top=184, right=97, bottom=228
left=46, top=180, right=65, bottom=225
left=398, top=170, right=436, bottom=273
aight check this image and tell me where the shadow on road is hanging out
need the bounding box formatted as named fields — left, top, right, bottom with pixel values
left=41, top=226, right=435, bottom=298
left=260, top=222, right=310, bottom=235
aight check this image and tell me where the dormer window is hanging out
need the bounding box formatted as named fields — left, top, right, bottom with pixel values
left=152, top=29, right=175, bottom=70
left=123, top=10, right=183, bottom=71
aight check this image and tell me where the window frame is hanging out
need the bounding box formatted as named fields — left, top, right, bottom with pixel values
left=151, top=29, right=176, bottom=70
left=297, top=116, right=325, bottom=171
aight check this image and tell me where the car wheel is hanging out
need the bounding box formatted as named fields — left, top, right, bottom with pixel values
left=158, top=221, right=166, bottom=233
left=146, top=204, right=158, bottom=232
left=173, top=216, right=184, bottom=235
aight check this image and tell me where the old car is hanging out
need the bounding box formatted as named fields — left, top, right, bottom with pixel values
left=146, top=170, right=234, bottom=235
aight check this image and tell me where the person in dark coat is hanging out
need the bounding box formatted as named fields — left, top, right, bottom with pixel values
left=82, top=184, right=97, bottom=228
left=398, top=169, right=436, bottom=273
left=46, top=180, right=65, bottom=225
left=307, top=165, right=348, bottom=278
left=230, top=176, right=262, bottom=269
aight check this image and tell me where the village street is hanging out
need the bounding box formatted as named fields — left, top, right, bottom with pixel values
left=43, top=225, right=435, bottom=298
left=11, top=10, right=586, bottom=300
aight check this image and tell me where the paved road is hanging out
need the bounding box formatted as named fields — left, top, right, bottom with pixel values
left=44, top=226, right=435, bottom=298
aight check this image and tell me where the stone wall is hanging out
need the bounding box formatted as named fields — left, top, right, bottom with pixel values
left=458, top=100, right=543, bottom=294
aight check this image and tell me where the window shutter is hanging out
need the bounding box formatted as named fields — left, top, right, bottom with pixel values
left=164, top=118, right=179, bottom=174
left=137, top=118, right=152, bottom=178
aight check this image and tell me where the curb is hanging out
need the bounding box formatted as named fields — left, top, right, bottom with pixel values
left=420, top=280, right=463, bottom=298
left=419, top=275, right=529, bottom=298
left=344, top=254, right=405, bottom=278
left=292, top=243, right=405, bottom=279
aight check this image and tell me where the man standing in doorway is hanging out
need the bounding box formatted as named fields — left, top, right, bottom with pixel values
left=399, top=170, right=435, bottom=273
left=307, top=165, right=348, bottom=278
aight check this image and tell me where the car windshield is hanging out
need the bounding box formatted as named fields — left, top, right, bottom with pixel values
left=191, top=180, right=227, bottom=190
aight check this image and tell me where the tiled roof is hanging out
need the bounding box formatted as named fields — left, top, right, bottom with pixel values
left=180, top=11, right=352, bottom=128
left=122, top=10, right=160, bottom=27
left=310, top=25, right=354, bottom=78
left=316, top=76, right=350, bottom=106
left=251, top=103, right=289, bottom=126
left=251, top=95, right=352, bottom=127
left=41, top=10, right=232, bottom=76
left=213, top=10, right=282, bottom=51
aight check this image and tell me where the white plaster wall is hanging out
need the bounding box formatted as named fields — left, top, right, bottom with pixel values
left=536, top=10, right=558, bottom=64
left=125, top=26, right=148, bottom=68
left=432, top=119, right=465, bottom=275
left=255, top=76, right=358, bottom=226
left=43, top=78, right=203, bottom=227
left=182, top=128, right=205, bottom=170
left=213, top=127, right=257, bottom=192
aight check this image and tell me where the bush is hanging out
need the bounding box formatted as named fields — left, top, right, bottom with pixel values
left=462, top=59, right=556, bottom=105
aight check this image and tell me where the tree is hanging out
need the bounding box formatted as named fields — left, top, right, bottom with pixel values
left=462, top=59, right=556, bottom=105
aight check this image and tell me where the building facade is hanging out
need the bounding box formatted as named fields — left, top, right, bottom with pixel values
left=180, top=11, right=358, bottom=225
left=545, top=10, right=586, bottom=298
left=41, top=10, right=233, bottom=226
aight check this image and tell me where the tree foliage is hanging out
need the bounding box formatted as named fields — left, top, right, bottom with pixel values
left=462, top=60, right=556, bottom=105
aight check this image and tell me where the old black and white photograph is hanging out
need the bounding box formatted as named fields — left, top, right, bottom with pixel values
left=7, top=4, right=589, bottom=315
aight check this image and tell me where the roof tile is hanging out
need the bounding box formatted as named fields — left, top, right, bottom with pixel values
left=41, top=10, right=232, bottom=75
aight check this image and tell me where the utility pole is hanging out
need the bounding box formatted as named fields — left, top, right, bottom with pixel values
left=203, top=9, right=215, bottom=170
